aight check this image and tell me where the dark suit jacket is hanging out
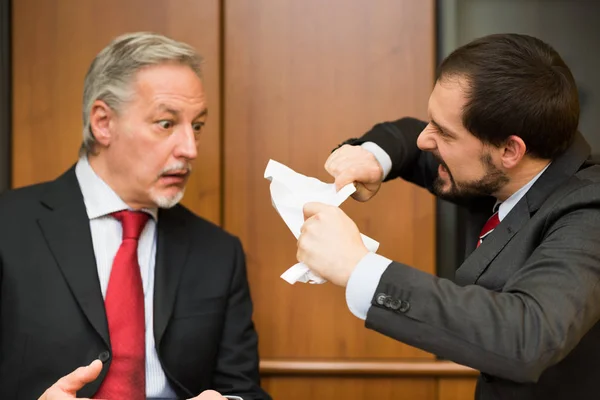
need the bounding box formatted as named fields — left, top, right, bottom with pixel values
left=0, top=167, right=271, bottom=400
left=343, top=118, right=600, bottom=400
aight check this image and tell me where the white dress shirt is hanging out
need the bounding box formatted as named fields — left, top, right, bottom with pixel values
left=75, top=156, right=177, bottom=399
left=346, top=143, right=550, bottom=320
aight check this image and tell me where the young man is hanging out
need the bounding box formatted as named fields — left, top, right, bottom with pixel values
left=298, top=34, right=600, bottom=399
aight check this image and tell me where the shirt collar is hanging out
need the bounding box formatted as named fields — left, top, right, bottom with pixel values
left=75, top=156, right=158, bottom=221
left=497, top=162, right=551, bottom=221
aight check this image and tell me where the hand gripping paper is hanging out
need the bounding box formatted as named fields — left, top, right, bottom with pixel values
left=264, top=159, right=379, bottom=284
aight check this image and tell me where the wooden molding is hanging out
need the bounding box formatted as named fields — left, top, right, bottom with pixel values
left=260, top=360, right=479, bottom=377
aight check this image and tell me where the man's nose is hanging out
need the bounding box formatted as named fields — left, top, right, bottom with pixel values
left=175, top=127, right=198, bottom=160
left=416, top=125, right=436, bottom=151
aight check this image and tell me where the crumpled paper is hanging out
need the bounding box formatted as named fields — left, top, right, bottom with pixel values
left=264, top=159, right=379, bottom=284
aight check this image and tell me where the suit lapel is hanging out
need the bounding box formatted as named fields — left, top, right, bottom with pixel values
left=38, top=167, right=109, bottom=347
left=455, top=199, right=530, bottom=285
left=524, top=132, right=591, bottom=213
left=455, top=132, right=591, bottom=286
left=154, top=207, right=190, bottom=346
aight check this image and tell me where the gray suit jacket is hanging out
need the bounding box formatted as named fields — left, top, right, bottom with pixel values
left=343, top=118, right=600, bottom=399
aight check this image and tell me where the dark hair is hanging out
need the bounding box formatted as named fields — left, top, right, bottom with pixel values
left=437, top=33, right=579, bottom=159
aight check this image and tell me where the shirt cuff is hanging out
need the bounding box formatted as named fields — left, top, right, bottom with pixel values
left=345, top=252, right=392, bottom=320
left=361, top=142, right=392, bottom=180
left=224, top=396, right=243, bottom=400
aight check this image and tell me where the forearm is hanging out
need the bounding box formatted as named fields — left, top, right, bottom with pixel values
left=366, top=258, right=600, bottom=383
left=340, top=118, right=439, bottom=189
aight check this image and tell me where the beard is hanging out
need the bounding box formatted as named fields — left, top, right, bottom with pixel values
left=149, top=161, right=191, bottom=208
left=432, top=152, right=509, bottom=202
left=150, top=189, right=185, bottom=209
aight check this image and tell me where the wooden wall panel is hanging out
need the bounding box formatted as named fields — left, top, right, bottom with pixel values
left=224, top=0, right=436, bottom=360
left=12, top=1, right=465, bottom=398
left=12, top=0, right=221, bottom=223
left=262, top=376, right=436, bottom=400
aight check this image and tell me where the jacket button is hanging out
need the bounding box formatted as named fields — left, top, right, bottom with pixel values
left=390, top=299, right=401, bottom=310
left=375, top=293, right=387, bottom=305
left=383, top=296, right=394, bottom=308
left=398, top=301, right=410, bottom=313
left=98, top=351, right=110, bottom=362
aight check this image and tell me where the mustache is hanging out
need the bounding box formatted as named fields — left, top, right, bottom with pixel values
left=158, top=162, right=192, bottom=178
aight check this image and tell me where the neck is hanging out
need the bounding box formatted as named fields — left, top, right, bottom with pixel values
left=87, top=153, right=149, bottom=210
left=494, top=157, right=550, bottom=202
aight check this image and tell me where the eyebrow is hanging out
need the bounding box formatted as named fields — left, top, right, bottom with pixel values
left=156, top=105, right=208, bottom=120
left=430, top=119, right=456, bottom=138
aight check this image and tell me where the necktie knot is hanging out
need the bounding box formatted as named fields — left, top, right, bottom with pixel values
left=478, top=211, right=500, bottom=247
left=112, top=210, right=150, bottom=240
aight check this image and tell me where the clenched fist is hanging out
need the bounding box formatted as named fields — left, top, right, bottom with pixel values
left=325, top=144, right=383, bottom=201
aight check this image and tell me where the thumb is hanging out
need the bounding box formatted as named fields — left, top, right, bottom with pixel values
left=56, top=359, right=103, bottom=394
left=189, top=390, right=225, bottom=399
left=334, top=171, right=356, bottom=192
left=303, top=202, right=329, bottom=220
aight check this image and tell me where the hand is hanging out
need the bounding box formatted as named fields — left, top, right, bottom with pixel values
left=325, top=144, right=383, bottom=202
left=298, top=202, right=369, bottom=286
left=38, top=360, right=104, bottom=400
left=189, top=390, right=227, bottom=399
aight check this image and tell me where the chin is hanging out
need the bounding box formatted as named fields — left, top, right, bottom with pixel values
left=150, top=189, right=185, bottom=209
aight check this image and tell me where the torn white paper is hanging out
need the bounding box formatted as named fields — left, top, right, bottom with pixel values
left=264, top=159, right=379, bottom=284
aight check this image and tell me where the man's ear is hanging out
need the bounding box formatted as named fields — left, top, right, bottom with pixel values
left=500, top=135, right=527, bottom=169
left=89, top=100, right=115, bottom=148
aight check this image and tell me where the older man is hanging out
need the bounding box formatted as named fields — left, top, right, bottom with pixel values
left=0, top=32, right=270, bottom=400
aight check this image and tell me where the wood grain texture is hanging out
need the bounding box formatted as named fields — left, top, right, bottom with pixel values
left=261, top=376, right=437, bottom=400
left=224, top=0, right=436, bottom=359
left=260, top=360, right=478, bottom=376
left=438, top=378, right=478, bottom=400
left=12, top=0, right=221, bottom=223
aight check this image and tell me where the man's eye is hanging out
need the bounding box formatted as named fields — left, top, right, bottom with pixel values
left=157, top=120, right=174, bottom=129
left=192, top=122, right=204, bottom=132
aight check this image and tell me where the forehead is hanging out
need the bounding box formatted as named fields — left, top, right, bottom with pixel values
left=428, top=77, right=468, bottom=130
left=130, top=63, right=206, bottom=109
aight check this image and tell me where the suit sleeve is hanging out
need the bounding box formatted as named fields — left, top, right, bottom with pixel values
left=337, top=117, right=440, bottom=189
left=365, top=184, right=600, bottom=383
left=211, top=238, right=271, bottom=400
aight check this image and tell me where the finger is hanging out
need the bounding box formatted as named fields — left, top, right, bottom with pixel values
left=326, top=144, right=356, bottom=174
left=335, top=170, right=359, bottom=191
left=303, top=202, right=329, bottom=220
left=324, top=151, right=337, bottom=174
left=55, top=360, right=103, bottom=394
left=325, top=148, right=345, bottom=176
left=296, top=245, right=307, bottom=265
left=296, top=235, right=312, bottom=264
left=351, top=183, right=372, bottom=202
left=191, top=389, right=225, bottom=399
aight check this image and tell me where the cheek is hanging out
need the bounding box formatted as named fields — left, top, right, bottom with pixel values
left=438, top=148, right=470, bottom=178
left=124, top=143, right=165, bottom=183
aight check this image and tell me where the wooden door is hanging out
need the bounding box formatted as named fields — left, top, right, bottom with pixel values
left=222, top=0, right=455, bottom=397
left=12, top=0, right=222, bottom=223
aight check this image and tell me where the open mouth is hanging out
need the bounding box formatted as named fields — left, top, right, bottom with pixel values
left=159, top=170, right=190, bottom=184
left=438, top=163, right=449, bottom=176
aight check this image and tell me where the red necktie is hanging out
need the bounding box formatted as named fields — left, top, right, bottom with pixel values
left=95, top=210, right=149, bottom=400
left=477, top=211, right=500, bottom=248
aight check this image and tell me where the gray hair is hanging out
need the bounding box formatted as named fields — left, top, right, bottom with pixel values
left=80, top=32, right=203, bottom=156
